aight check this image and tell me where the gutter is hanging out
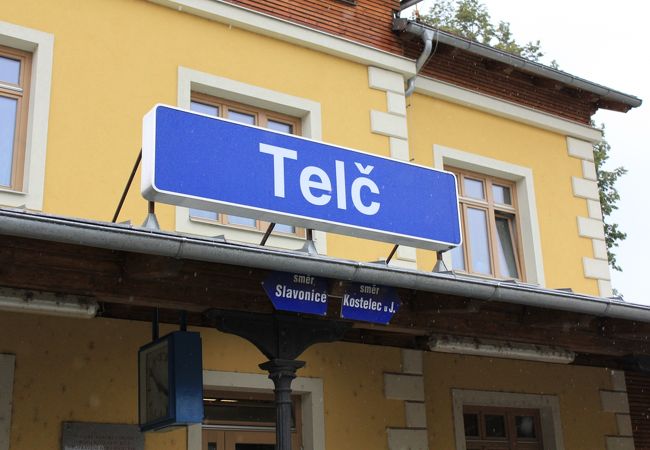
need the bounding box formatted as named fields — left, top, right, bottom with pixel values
left=404, top=23, right=435, bottom=97
left=0, top=208, right=648, bottom=323
left=394, top=19, right=642, bottom=109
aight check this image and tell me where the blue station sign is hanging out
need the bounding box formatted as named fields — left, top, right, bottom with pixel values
left=340, top=283, right=400, bottom=325
left=262, top=272, right=329, bottom=315
left=142, top=105, right=461, bottom=250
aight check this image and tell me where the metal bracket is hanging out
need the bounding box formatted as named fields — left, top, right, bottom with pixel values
left=205, top=309, right=351, bottom=360
left=141, top=201, right=160, bottom=230
left=297, top=229, right=319, bottom=256
left=433, top=251, right=451, bottom=273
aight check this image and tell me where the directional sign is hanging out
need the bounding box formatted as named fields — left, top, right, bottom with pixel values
left=340, top=283, right=400, bottom=325
left=142, top=105, right=461, bottom=251
left=262, top=272, right=329, bottom=315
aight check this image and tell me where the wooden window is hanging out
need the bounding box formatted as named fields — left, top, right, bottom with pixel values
left=463, top=406, right=543, bottom=450
left=0, top=45, right=31, bottom=191
left=188, top=93, right=304, bottom=238
left=202, top=391, right=302, bottom=450
left=447, top=167, right=524, bottom=280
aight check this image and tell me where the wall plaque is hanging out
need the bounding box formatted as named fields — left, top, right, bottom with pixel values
left=61, top=422, right=144, bottom=450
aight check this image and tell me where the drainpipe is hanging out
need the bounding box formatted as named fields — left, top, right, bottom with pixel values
left=405, top=24, right=435, bottom=97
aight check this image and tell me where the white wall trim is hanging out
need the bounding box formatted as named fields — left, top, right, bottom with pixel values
left=0, top=21, right=54, bottom=211
left=434, top=145, right=546, bottom=286
left=176, top=66, right=327, bottom=253
left=0, top=354, right=15, bottom=450
left=201, top=370, right=326, bottom=450
left=416, top=77, right=602, bottom=143
left=148, top=0, right=415, bottom=76
left=566, top=136, right=611, bottom=296
left=452, top=389, right=565, bottom=450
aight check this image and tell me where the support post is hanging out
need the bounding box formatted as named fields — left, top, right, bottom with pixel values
left=259, top=359, right=306, bottom=450
left=385, top=244, right=399, bottom=264
left=206, top=309, right=351, bottom=449
left=112, top=149, right=142, bottom=223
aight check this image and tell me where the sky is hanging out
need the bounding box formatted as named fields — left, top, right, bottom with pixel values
left=406, top=0, right=650, bottom=304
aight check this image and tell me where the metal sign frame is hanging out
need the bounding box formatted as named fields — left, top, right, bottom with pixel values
left=142, top=104, right=462, bottom=251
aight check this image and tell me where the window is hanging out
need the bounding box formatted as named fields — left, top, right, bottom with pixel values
left=463, top=406, right=543, bottom=450
left=0, top=45, right=30, bottom=191
left=448, top=167, right=524, bottom=280
left=0, top=22, right=54, bottom=211
left=188, top=93, right=304, bottom=237
left=452, top=390, right=564, bottom=450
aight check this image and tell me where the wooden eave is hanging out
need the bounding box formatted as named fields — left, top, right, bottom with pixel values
left=1, top=220, right=650, bottom=371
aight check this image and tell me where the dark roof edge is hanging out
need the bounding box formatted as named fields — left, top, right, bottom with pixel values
left=395, top=19, right=642, bottom=109
left=0, top=208, right=647, bottom=322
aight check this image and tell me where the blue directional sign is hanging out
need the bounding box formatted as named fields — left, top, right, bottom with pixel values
left=262, top=272, right=329, bottom=315
left=142, top=105, right=461, bottom=250
left=340, top=283, right=400, bottom=325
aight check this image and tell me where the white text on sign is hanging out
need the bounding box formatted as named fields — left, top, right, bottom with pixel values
left=260, top=143, right=381, bottom=215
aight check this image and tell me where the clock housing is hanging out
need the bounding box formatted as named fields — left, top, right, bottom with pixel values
left=138, top=331, right=203, bottom=431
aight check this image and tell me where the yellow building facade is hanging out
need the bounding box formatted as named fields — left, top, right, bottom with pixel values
left=0, top=1, right=645, bottom=449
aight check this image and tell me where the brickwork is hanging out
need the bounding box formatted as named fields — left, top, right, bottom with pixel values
left=225, top=1, right=615, bottom=125
left=405, top=42, right=597, bottom=124
left=226, top=0, right=402, bottom=53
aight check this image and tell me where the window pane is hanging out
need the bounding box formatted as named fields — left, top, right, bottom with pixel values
left=463, top=413, right=479, bottom=437
left=485, top=414, right=506, bottom=438
left=463, top=178, right=485, bottom=200
left=0, top=56, right=20, bottom=85
left=189, top=208, right=218, bottom=221
left=227, top=215, right=256, bottom=228
left=274, top=223, right=295, bottom=234
left=467, top=208, right=492, bottom=274
left=228, top=110, right=256, bottom=125
left=450, top=244, right=465, bottom=271
left=267, top=119, right=293, bottom=134
left=190, top=101, right=219, bottom=117
left=492, top=184, right=512, bottom=205
left=495, top=216, right=519, bottom=278
left=207, top=443, right=217, bottom=450
left=516, top=415, right=536, bottom=439
left=0, top=96, right=18, bottom=187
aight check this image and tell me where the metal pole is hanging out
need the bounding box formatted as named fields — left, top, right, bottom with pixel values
left=152, top=307, right=159, bottom=341
left=385, top=244, right=399, bottom=264
left=180, top=310, right=187, bottom=332
left=259, top=359, right=305, bottom=450
left=112, top=150, right=142, bottom=223
left=260, top=223, right=276, bottom=246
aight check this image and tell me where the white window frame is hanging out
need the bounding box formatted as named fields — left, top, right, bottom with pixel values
left=434, top=145, right=545, bottom=286
left=0, top=21, right=53, bottom=211
left=177, top=67, right=327, bottom=254
left=0, top=354, right=15, bottom=450
left=452, top=389, right=565, bottom=450
left=187, top=369, right=326, bottom=450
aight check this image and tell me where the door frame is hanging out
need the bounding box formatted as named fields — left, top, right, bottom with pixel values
left=188, top=370, right=325, bottom=450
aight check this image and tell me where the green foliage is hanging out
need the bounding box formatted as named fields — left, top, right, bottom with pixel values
left=417, top=0, right=627, bottom=272
left=417, top=0, right=544, bottom=62
left=593, top=125, right=627, bottom=271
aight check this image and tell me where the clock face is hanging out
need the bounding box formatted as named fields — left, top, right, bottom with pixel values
left=143, top=341, right=170, bottom=423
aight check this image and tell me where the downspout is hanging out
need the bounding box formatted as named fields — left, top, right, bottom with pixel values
left=405, top=24, right=435, bottom=97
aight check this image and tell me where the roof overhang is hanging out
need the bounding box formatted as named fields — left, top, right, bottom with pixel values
left=1, top=208, right=649, bottom=368
left=393, top=19, right=642, bottom=113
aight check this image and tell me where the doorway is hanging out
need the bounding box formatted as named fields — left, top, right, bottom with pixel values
left=201, top=391, right=302, bottom=450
